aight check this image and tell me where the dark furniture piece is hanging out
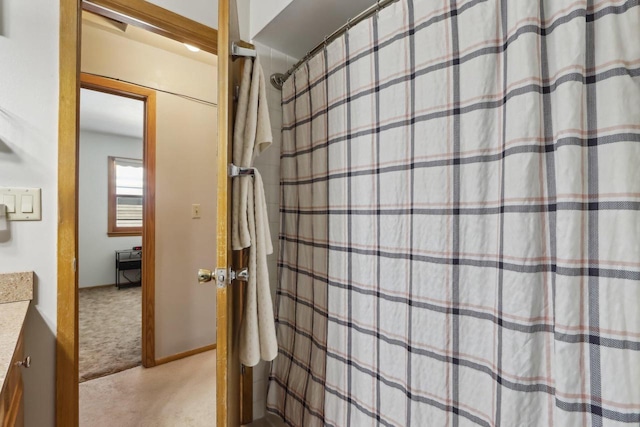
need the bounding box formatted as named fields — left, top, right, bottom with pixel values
left=115, top=249, right=142, bottom=289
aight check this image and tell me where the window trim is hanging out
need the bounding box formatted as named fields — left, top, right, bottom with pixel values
left=108, top=155, right=143, bottom=236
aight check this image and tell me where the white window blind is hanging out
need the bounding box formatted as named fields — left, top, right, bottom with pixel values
left=113, top=158, right=143, bottom=228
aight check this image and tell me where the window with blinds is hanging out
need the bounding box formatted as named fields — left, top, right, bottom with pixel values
left=108, top=156, right=143, bottom=236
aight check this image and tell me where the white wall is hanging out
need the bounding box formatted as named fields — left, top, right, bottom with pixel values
left=249, top=0, right=293, bottom=39
left=0, top=0, right=58, bottom=426
left=82, top=21, right=219, bottom=358
left=237, top=0, right=251, bottom=41
left=78, top=130, right=143, bottom=288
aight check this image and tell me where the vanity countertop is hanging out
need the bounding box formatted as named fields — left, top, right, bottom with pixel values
left=0, top=300, right=29, bottom=391
left=0, top=271, right=33, bottom=304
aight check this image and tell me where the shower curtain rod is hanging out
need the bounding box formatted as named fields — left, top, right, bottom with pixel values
left=270, top=0, right=400, bottom=90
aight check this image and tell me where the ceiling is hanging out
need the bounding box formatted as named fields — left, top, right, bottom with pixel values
left=80, top=89, right=144, bottom=138
left=252, top=0, right=378, bottom=59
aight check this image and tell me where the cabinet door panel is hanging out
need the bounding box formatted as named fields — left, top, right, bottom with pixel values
left=1, top=332, right=24, bottom=427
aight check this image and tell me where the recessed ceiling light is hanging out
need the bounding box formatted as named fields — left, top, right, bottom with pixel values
left=184, top=43, right=200, bottom=52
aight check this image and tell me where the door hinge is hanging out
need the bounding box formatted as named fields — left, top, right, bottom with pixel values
left=215, top=267, right=249, bottom=288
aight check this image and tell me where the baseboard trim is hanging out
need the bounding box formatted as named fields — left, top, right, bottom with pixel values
left=79, top=283, right=117, bottom=289
left=154, top=343, right=217, bottom=366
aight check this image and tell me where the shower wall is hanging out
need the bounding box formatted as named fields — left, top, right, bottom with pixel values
left=250, top=41, right=298, bottom=420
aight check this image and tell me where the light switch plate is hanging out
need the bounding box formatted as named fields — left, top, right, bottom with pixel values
left=0, top=188, right=42, bottom=221
left=192, top=204, right=201, bottom=219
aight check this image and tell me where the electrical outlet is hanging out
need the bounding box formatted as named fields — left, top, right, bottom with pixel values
left=192, top=204, right=201, bottom=219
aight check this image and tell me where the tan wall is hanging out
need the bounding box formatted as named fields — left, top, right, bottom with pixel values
left=154, top=93, right=218, bottom=357
left=82, top=20, right=218, bottom=358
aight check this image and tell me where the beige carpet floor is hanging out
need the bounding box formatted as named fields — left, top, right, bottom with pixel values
left=80, top=350, right=217, bottom=427
left=79, top=285, right=141, bottom=382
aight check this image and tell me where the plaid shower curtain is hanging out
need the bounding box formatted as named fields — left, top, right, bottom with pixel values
left=267, top=1, right=640, bottom=426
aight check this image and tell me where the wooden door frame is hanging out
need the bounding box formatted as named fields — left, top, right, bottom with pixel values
left=57, top=1, right=251, bottom=426
left=217, top=0, right=258, bottom=424
left=80, top=72, right=157, bottom=368
left=217, top=1, right=234, bottom=425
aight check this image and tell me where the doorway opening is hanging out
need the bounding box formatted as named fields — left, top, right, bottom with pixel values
left=57, top=1, right=252, bottom=425
left=78, top=82, right=151, bottom=382
left=76, top=9, right=219, bottom=426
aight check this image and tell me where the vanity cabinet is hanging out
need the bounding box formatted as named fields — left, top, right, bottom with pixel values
left=0, top=328, right=24, bottom=427
left=0, top=272, right=32, bottom=427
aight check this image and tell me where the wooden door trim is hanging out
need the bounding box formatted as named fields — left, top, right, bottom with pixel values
left=216, top=0, right=231, bottom=424
left=218, top=2, right=255, bottom=424
left=82, top=0, right=218, bottom=54
left=57, top=3, right=225, bottom=425
left=80, top=72, right=158, bottom=369
left=154, top=343, right=217, bottom=366
left=216, top=0, right=245, bottom=425
left=57, top=1, right=81, bottom=425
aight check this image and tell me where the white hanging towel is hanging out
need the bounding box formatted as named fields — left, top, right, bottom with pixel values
left=232, top=57, right=278, bottom=367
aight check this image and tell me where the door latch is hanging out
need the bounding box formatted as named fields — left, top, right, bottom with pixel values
left=198, top=267, right=249, bottom=287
